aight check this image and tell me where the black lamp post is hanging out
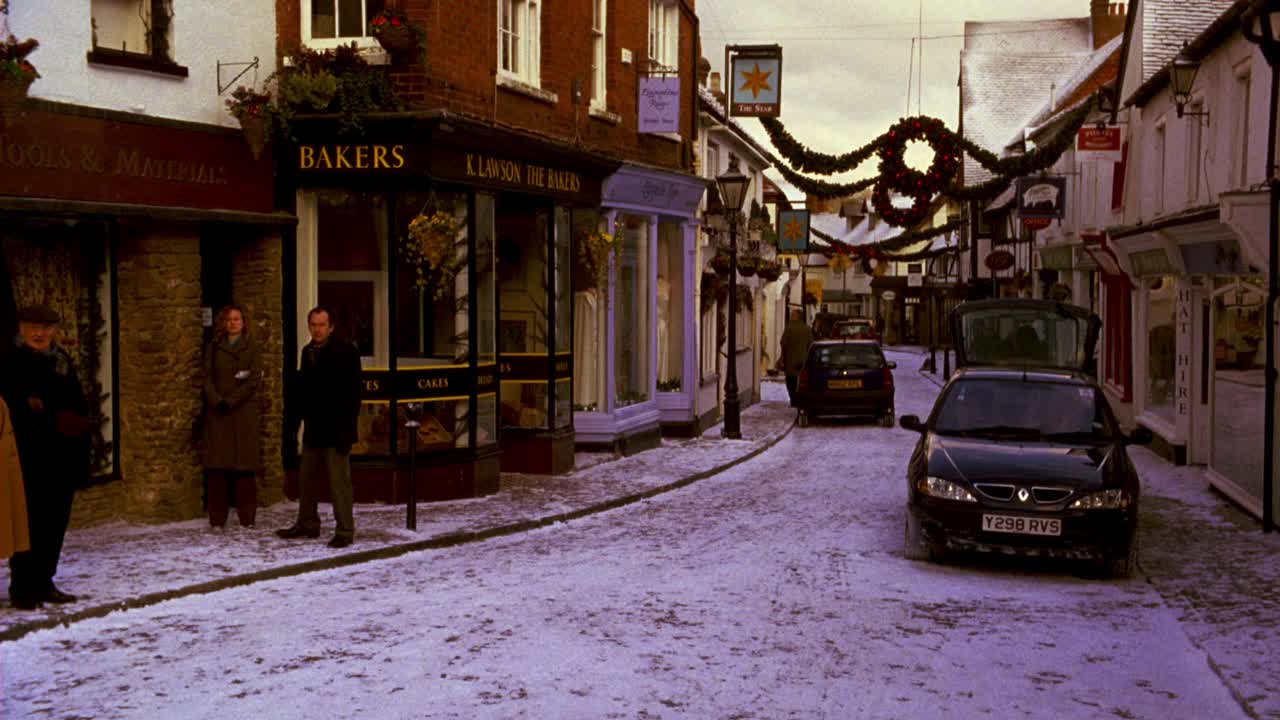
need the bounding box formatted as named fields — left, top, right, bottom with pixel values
left=1242, top=0, right=1280, bottom=533
left=716, top=156, right=751, bottom=440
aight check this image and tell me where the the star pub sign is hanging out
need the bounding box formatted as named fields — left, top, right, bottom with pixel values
left=776, top=209, right=810, bottom=253
left=727, top=45, right=782, bottom=118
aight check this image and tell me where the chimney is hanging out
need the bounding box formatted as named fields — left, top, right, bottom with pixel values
left=709, top=71, right=726, bottom=104
left=698, top=56, right=712, bottom=87
left=1090, top=0, right=1126, bottom=49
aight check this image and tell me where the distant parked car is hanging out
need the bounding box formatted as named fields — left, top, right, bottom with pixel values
left=831, top=318, right=880, bottom=342
left=811, top=312, right=854, bottom=340
left=898, top=299, right=1151, bottom=577
left=795, top=339, right=895, bottom=427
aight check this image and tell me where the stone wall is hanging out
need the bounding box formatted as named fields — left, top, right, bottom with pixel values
left=233, top=232, right=285, bottom=505
left=113, top=227, right=205, bottom=523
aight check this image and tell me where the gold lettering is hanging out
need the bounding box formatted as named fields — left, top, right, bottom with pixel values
left=355, top=145, right=369, bottom=169
left=317, top=147, right=333, bottom=169
left=527, top=164, right=546, bottom=188
left=391, top=145, right=405, bottom=168
left=300, top=146, right=315, bottom=169
left=364, top=380, right=380, bottom=392
left=335, top=145, right=352, bottom=169
left=373, top=145, right=389, bottom=169
left=477, top=375, right=494, bottom=386
left=416, top=378, right=449, bottom=390
left=466, top=153, right=476, bottom=176
left=115, top=148, right=141, bottom=176
left=500, top=363, right=513, bottom=373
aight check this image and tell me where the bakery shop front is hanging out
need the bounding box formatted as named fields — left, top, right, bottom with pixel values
left=285, top=114, right=619, bottom=502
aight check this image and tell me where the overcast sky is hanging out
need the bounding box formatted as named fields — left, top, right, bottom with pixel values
left=696, top=0, right=1094, bottom=200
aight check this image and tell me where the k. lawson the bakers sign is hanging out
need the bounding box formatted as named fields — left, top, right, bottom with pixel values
left=295, top=143, right=598, bottom=202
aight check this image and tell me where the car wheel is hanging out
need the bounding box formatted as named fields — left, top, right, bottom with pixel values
left=1102, top=535, right=1139, bottom=579
left=903, top=512, right=933, bottom=562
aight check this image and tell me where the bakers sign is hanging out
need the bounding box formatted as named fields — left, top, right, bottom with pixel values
left=986, top=249, right=1015, bottom=271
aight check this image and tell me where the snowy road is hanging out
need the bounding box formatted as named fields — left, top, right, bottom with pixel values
left=0, top=351, right=1248, bottom=719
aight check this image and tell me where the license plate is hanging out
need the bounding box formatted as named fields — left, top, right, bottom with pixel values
left=829, top=379, right=862, bottom=389
left=982, top=514, right=1061, bottom=536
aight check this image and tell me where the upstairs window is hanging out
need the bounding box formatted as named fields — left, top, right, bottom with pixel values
left=647, top=0, right=679, bottom=72
left=499, top=0, right=541, bottom=86
left=305, top=0, right=386, bottom=48
left=90, top=0, right=184, bottom=73
left=590, top=0, right=607, bottom=108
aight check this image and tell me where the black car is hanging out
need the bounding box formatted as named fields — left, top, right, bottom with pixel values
left=898, top=299, right=1152, bottom=577
left=795, top=339, right=896, bottom=427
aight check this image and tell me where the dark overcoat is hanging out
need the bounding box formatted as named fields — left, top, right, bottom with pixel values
left=780, top=318, right=814, bottom=376
left=202, top=336, right=262, bottom=472
left=0, top=343, right=91, bottom=486
left=291, top=339, right=362, bottom=449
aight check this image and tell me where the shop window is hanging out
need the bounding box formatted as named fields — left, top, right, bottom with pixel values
left=499, top=0, right=541, bottom=86
left=590, top=0, right=608, bottom=110
left=700, top=295, right=717, bottom=380
left=498, top=200, right=550, bottom=430
left=1211, top=277, right=1265, bottom=503
left=304, top=0, right=386, bottom=48
left=572, top=211, right=608, bottom=412
left=647, top=0, right=679, bottom=72
left=475, top=194, right=498, bottom=447
left=89, top=0, right=186, bottom=75
left=3, top=223, right=117, bottom=479
left=1144, top=275, right=1176, bottom=422
left=656, top=221, right=684, bottom=392
left=553, top=208, right=573, bottom=427
left=615, top=214, right=651, bottom=407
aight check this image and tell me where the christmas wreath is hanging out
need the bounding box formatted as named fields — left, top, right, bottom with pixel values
left=872, top=116, right=961, bottom=228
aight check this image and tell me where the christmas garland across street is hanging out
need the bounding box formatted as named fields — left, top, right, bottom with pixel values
left=759, top=100, right=1094, bottom=215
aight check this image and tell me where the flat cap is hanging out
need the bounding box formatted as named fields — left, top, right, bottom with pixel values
left=17, top=304, right=61, bottom=325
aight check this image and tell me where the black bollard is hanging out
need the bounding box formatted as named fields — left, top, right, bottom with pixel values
left=928, top=345, right=938, bottom=374
left=405, top=413, right=420, bottom=531
left=943, top=346, right=951, bottom=379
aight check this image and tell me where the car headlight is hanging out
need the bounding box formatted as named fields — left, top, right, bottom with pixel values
left=918, top=475, right=977, bottom=502
left=1068, top=489, right=1132, bottom=510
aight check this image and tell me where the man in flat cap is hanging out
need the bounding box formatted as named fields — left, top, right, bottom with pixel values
left=1, top=304, right=91, bottom=610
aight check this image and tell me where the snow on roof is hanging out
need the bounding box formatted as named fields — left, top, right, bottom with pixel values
left=960, top=18, right=1093, bottom=187
left=1140, top=0, right=1236, bottom=81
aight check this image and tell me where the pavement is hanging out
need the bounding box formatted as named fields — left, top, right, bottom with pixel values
left=2, top=346, right=1278, bottom=718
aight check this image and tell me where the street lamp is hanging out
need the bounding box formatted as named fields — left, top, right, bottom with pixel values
left=1242, top=0, right=1280, bottom=533
left=1169, top=42, right=1210, bottom=119
left=716, top=156, right=751, bottom=440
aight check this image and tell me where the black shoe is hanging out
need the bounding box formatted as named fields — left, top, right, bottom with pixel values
left=10, top=593, right=42, bottom=611
left=41, top=586, right=77, bottom=604
left=327, top=535, right=353, bottom=549
left=275, top=525, right=320, bottom=539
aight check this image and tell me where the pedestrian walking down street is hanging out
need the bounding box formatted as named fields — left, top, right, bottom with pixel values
left=276, top=307, right=362, bottom=549
left=0, top=396, right=31, bottom=562
left=779, top=309, right=813, bottom=409
left=201, top=304, right=262, bottom=529
left=1, top=305, right=91, bottom=610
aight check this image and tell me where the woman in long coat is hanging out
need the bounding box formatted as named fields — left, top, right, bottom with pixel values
left=0, top=396, right=30, bottom=559
left=202, top=304, right=262, bottom=528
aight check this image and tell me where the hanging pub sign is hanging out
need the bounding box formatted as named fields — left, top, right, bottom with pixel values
left=776, top=209, right=810, bottom=252
left=1016, top=175, right=1067, bottom=219
left=638, top=76, right=681, bottom=134
left=985, top=249, right=1015, bottom=271
left=727, top=45, right=782, bottom=117
left=1076, top=126, right=1122, bottom=162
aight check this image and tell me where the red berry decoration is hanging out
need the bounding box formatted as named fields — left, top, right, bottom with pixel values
left=872, top=115, right=962, bottom=228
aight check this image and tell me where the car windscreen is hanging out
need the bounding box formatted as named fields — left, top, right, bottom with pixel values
left=932, top=378, right=1116, bottom=440
left=809, top=345, right=884, bottom=369
left=835, top=322, right=873, bottom=336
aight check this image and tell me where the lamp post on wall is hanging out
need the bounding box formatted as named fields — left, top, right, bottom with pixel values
left=1242, top=0, right=1280, bottom=533
left=717, top=157, right=751, bottom=440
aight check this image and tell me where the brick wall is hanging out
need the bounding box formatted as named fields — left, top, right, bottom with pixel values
left=233, top=233, right=286, bottom=505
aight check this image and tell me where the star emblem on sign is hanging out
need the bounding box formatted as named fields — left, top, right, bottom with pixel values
left=782, top=216, right=805, bottom=242
left=738, top=63, right=773, bottom=99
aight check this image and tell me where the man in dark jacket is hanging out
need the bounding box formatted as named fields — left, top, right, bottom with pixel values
left=276, top=307, right=362, bottom=548
left=779, top=309, right=813, bottom=408
left=2, top=305, right=91, bottom=610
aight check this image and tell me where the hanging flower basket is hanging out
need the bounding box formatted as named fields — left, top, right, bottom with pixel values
left=403, top=211, right=463, bottom=299
left=737, top=256, right=759, bottom=277
left=225, top=85, right=274, bottom=159
left=577, top=227, right=618, bottom=291
left=238, top=114, right=269, bottom=160
left=0, top=36, right=40, bottom=127
left=370, top=10, right=427, bottom=61
left=756, top=260, right=783, bottom=282
left=710, top=250, right=732, bottom=277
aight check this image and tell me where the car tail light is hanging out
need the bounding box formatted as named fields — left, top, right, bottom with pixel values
left=882, top=367, right=894, bottom=388
left=798, top=368, right=809, bottom=392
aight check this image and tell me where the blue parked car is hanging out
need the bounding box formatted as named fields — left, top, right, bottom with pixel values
left=795, top=339, right=896, bottom=428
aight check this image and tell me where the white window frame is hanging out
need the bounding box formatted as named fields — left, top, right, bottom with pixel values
left=1234, top=63, right=1252, bottom=189
left=590, top=0, right=608, bottom=110
left=498, top=0, right=542, bottom=88
left=647, top=0, right=679, bottom=72
left=1187, top=98, right=1204, bottom=204
left=1154, top=119, right=1166, bottom=214
left=303, top=0, right=380, bottom=50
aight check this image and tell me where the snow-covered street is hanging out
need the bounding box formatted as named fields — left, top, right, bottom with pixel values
left=1, top=350, right=1275, bottom=719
